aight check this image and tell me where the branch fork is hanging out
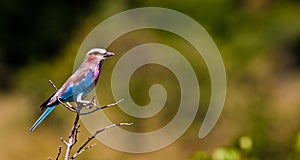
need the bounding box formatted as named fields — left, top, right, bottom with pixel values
left=47, top=80, right=132, bottom=160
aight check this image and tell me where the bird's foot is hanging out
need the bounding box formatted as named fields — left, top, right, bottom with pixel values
left=75, top=93, right=97, bottom=109
left=76, top=98, right=97, bottom=109
left=78, top=98, right=124, bottom=115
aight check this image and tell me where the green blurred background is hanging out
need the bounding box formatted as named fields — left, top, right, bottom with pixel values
left=0, top=0, right=300, bottom=160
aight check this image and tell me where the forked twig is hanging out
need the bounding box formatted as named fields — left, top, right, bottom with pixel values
left=79, top=99, right=124, bottom=115
left=73, top=143, right=96, bottom=158
left=71, top=122, right=133, bottom=159
left=61, top=114, right=80, bottom=160
left=46, top=80, right=131, bottom=160
left=57, top=98, right=77, bottom=113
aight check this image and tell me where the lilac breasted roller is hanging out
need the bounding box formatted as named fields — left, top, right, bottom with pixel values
left=29, top=48, right=114, bottom=132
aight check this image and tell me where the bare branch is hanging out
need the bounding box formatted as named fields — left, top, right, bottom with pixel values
left=79, top=99, right=124, bottom=115
left=71, top=122, right=133, bottom=159
left=47, top=80, right=131, bottom=160
left=94, top=123, right=133, bottom=137
left=47, top=146, right=62, bottom=160
left=71, top=144, right=96, bottom=159
left=48, top=80, right=58, bottom=91
left=56, top=146, right=62, bottom=160
left=73, top=125, right=80, bottom=147
left=57, top=98, right=77, bottom=113
left=62, top=114, right=80, bottom=160
left=61, top=137, right=68, bottom=145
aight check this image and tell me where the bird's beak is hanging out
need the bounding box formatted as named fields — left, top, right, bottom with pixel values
left=104, top=51, right=115, bottom=57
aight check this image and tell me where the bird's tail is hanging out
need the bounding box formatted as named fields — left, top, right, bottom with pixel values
left=29, top=106, right=56, bottom=132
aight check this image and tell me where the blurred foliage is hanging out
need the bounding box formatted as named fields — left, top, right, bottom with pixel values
left=0, top=0, right=99, bottom=89
left=188, top=135, right=300, bottom=160
left=0, top=0, right=300, bottom=160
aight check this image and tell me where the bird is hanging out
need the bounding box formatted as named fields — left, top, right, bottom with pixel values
left=29, top=48, right=115, bottom=132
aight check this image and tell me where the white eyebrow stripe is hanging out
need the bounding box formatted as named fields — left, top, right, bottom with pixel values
left=87, top=48, right=107, bottom=54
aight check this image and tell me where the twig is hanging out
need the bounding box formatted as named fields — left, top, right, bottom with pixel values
left=62, top=113, right=80, bottom=160
left=74, top=143, right=96, bottom=158
left=47, top=81, right=130, bottom=160
left=46, top=146, right=62, bottom=160
left=57, top=98, right=77, bottom=113
left=71, top=122, right=133, bottom=159
left=56, top=146, right=62, bottom=160
left=49, top=80, right=58, bottom=91
left=65, top=124, right=81, bottom=159
left=79, top=99, right=124, bottom=115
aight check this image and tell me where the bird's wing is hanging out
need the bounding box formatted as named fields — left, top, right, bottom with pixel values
left=59, top=67, right=96, bottom=101
left=41, top=67, right=97, bottom=109
left=40, top=92, right=56, bottom=111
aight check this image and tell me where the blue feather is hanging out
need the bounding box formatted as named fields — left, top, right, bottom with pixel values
left=60, top=68, right=95, bottom=101
left=30, top=51, right=109, bottom=132
left=29, top=106, right=56, bottom=132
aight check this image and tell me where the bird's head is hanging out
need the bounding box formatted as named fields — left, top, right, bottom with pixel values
left=87, top=48, right=115, bottom=59
left=84, top=48, right=114, bottom=65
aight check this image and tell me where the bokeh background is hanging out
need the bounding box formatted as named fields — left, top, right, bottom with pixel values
left=1, top=0, right=300, bottom=160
